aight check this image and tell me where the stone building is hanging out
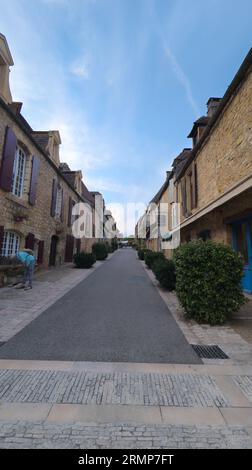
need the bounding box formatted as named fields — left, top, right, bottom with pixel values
left=0, top=33, right=110, bottom=272
left=136, top=48, right=252, bottom=293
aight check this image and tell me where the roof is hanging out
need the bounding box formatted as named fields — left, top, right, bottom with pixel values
left=0, top=96, right=87, bottom=202
left=172, top=148, right=191, bottom=178
left=8, top=103, right=33, bottom=132
left=176, top=47, right=252, bottom=180
left=0, top=33, right=14, bottom=66
left=187, top=116, right=210, bottom=138
left=150, top=171, right=172, bottom=204
left=31, top=131, right=49, bottom=152
left=81, top=181, right=95, bottom=206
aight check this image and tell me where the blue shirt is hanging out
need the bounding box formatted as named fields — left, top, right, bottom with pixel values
left=17, top=251, right=36, bottom=267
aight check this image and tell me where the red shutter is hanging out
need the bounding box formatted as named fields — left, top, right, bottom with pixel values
left=37, top=240, right=44, bottom=264
left=25, top=232, right=35, bottom=249
left=29, top=156, right=40, bottom=205
left=60, top=188, right=64, bottom=222
left=64, top=234, right=74, bottom=262
left=0, top=127, right=17, bottom=192
left=0, top=226, right=4, bottom=255
left=68, top=196, right=72, bottom=227
left=51, top=179, right=57, bottom=217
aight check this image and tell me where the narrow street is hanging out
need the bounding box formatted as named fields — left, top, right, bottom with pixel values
left=0, top=249, right=200, bottom=364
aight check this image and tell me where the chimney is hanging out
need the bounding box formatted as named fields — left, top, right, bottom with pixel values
left=207, top=97, right=222, bottom=118
left=0, top=34, right=14, bottom=104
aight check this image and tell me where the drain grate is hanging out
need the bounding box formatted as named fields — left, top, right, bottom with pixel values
left=192, top=344, right=229, bottom=359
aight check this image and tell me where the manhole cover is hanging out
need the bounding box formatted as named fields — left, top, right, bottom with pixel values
left=191, top=344, right=229, bottom=359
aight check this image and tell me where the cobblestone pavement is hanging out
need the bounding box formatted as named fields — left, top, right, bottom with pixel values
left=0, top=369, right=228, bottom=407
left=233, top=376, right=252, bottom=403
left=0, top=260, right=106, bottom=342
left=0, top=421, right=251, bottom=449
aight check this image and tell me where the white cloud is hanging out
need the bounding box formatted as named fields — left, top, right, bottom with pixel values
left=164, top=46, right=200, bottom=118
left=71, top=65, right=89, bottom=79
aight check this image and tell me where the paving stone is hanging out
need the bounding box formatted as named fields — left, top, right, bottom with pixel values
left=0, top=369, right=229, bottom=407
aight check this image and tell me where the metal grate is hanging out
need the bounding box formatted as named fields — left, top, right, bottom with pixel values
left=191, top=344, right=229, bottom=359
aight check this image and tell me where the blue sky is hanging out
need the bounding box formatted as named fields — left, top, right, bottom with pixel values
left=0, top=0, right=252, bottom=233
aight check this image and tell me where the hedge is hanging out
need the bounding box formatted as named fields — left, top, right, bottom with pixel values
left=74, top=252, right=96, bottom=269
left=173, top=240, right=245, bottom=325
left=152, top=258, right=176, bottom=291
left=144, top=250, right=165, bottom=269
left=92, top=242, right=108, bottom=261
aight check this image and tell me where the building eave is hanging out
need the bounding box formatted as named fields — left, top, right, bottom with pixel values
left=176, top=48, right=252, bottom=181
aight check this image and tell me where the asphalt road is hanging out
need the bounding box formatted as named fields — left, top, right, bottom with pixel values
left=0, top=249, right=201, bottom=364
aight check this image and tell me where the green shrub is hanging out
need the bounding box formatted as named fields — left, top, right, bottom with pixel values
left=92, top=242, right=108, bottom=261
left=152, top=258, right=176, bottom=291
left=144, top=250, right=165, bottom=269
left=111, top=238, right=118, bottom=251
left=73, top=252, right=96, bottom=269
left=173, top=240, right=245, bottom=325
left=137, top=249, right=145, bottom=260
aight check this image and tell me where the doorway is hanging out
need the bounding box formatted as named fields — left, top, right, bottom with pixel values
left=232, top=218, right=252, bottom=293
left=49, top=235, right=58, bottom=267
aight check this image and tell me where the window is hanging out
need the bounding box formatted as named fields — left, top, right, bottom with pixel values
left=1, top=231, right=20, bottom=257
left=12, top=146, right=26, bottom=197
left=198, top=230, right=211, bottom=242
left=55, top=186, right=63, bottom=217
left=172, top=203, right=180, bottom=229
left=169, top=179, right=174, bottom=203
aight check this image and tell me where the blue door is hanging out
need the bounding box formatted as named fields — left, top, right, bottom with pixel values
left=232, top=219, right=252, bottom=293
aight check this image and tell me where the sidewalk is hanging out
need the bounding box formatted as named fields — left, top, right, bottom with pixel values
left=143, top=262, right=252, bottom=366
left=0, top=252, right=252, bottom=448
left=0, top=258, right=111, bottom=343
left=0, top=360, right=251, bottom=448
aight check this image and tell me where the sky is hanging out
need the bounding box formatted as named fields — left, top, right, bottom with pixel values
left=0, top=0, right=252, bottom=234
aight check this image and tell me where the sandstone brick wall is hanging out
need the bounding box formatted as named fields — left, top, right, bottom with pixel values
left=0, top=106, right=85, bottom=267
left=179, top=68, right=252, bottom=223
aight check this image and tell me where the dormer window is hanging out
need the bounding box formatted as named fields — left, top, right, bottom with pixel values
left=12, top=146, right=26, bottom=197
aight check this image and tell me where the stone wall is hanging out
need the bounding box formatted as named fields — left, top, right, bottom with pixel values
left=0, top=105, right=82, bottom=267
left=178, top=67, right=252, bottom=223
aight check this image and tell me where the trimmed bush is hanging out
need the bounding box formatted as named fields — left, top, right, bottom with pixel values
left=137, top=249, right=145, bottom=260
left=152, top=258, right=176, bottom=291
left=173, top=240, right=245, bottom=325
left=144, top=250, right=165, bottom=269
left=92, top=242, right=108, bottom=261
left=111, top=238, right=118, bottom=251
left=74, top=252, right=96, bottom=269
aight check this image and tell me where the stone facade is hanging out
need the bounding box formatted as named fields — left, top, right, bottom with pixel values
left=136, top=49, right=252, bottom=290
left=0, top=34, right=114, bottom=276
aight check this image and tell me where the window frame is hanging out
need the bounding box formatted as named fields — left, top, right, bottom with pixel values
left=12, top=146, right=26, bottom=198
left=1, top=231, right=20, bottom=257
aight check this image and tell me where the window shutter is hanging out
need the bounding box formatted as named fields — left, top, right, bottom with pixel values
left=51, top=179, right=57, bottom=217
left=37, top=240, right=44, bottom=264
left=25, top=232, right=35, bottom=249
left=64, top=234, right=74, bottom=262
left=68, top=197, right=72, bottom=227
left=0, top=226, right=4, bottom=255
left=181, top=178, right=187, bottom=216
left=60, top=188, right=64, bottom=222
left=191, top=162, right=198, bottom=209
left=29, top=156, right=40, bottom=205
left=0, top=127, right=17, bottom=192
